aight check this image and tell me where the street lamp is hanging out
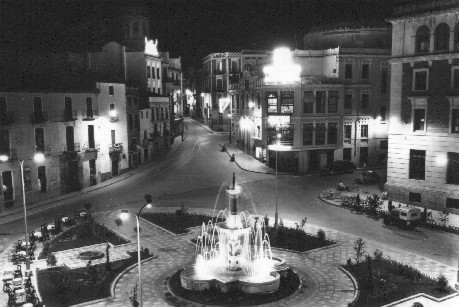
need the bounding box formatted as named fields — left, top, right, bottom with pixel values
left=267, top=134, right=291, bottom=227
left=0, top=152, right=45, bottom=271
left=119, top=194, right=153, bottom=307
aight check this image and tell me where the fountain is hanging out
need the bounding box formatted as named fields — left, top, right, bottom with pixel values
left=180, top=174, right=288, bottom=294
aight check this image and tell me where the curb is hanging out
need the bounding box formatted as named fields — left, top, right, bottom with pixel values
left=339, top=265, right=360, bottom=305
left=139, top=216, right=179, bottom=237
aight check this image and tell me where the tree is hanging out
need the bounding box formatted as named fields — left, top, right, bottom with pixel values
left=353, top=237, right=366, bottom=264
left=47, top=253, right=57, bottom=267
left=115, top=218, right=123, bottom=242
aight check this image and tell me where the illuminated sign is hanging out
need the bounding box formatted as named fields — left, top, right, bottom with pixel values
left=267, top=115, right=291, bottom=125
left=263, top=47, right=301, bottom=85
left=219, top=97, right=230, bottom=113
left=145, top=37, right=159, bottom=56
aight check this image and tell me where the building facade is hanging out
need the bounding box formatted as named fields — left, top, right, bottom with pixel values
left=0, top=82, right=129, bottom=212
left=386, top=0, right=459, bottom=213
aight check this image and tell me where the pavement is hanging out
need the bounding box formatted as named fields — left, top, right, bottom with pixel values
left=0, top=118, right=458, bottom=306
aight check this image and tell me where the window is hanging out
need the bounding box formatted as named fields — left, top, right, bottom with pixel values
left=133, top=22, right=139, bottom=35
left=328, top=123, right=338, bottom=144
left=381, top=106, right=386, bottom=121
left=146, top=110, right=148, bottom=118
left=156, top=107, right=159, bottom=120
left=343, top=148, right=352, bottom=161
left=35, top=127, right=45, bottom=154
left=280, top=91, right=294, bottom=113
left=361, top=91, right=369, bottom=109
left=381, top=68, right=388, bottom=93
left=409, top=149, right=425, bottom=180
left=452, top=67, right=459, bottom=89
left=455, top=23, right=459, bottom=50
left=257, top=93, right=261, bottom=109
left=328, top=91, right=338, bottom=113
left=303, top=123, right=313, bottom=145
left=216, top=78, right=223, bottom=91
left=232, top=60, right=238, bottom=72
left=315, top=123, right=326, bottom=145
left=152, top=66, right=155, bottom=79
left=140, top=111, right=143, bottom=119
left=303, top=91, right=314, bottom=113
left=413, top=69, right=428, bottom=91
left=447, top=152, right=459, bottom=184
left=267, top=92, right=278, bottom=113
left=345, top=63, right=352, bottom=79
left=414, top=109, right=426, bottom=131
left=147, top=66, right=150, bottom=78
left=38, top=166, right=46, bottom=192
left=128, top=115, right=133, bottom=130
left=315, top=91, right=325, bottom=113
left=111, top=130, right=116, bottom=144
left=409, top=192, right=422, bottom=203
left=0, top=130, right=9, bottom=155
left=157, top=68, right=160, bottom=79
left=434, top=23, right=450, bottom=52
left=452, top=109, right=459, bottom=133
left=344, top=91, right=352, bottom=110
left=446, top=198, right=459, bottom=209
left=380, top=140, right=388, bottom=149
left=344, top=125, right=352, bottom=139
left=416, top=25, right=430, bottom=53
left=361, top=63, right=369, bottom=80
left=361, top=124, right=368, bottom=138
left=165, top=107, right=169, bottom=120
left=109, top=85, right=114, bottom=96
left=216, top=60, right=223, bottom=72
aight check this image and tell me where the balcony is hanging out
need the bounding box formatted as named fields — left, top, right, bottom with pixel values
left=82, top=110, right=99, bottom=121
left=109, top=114, right=119, bottom=122
left=108, top=143, right=123, bottom=153
left=31, top=112, right=49, bottom=124
left=36, top=145, right=52, bottom=156
left=0, top=148, right=17, bottom=160
left=82, top=142, right=100, bottom=152
left=65, top=143, right=80, bottom=152
left=0, top=112, right=15, bottom=125
left=53, top=110, right=78, bottom=122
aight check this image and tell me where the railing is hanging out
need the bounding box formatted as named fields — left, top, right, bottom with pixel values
left=108, top=143, right=123, bottom=153
left=110, top=114, right=119, bottom=122
left=65, top=143, right=80, bottom=152
left=53, top=110, right=78, bottom=122
left=31, top=112, right=49, bottom=124
left=81, top=142, right=100, bottom=151
left=0, top=112, right=15, bottom=125
left=0, top=148, right=17, bottom=159
left=82, top=110, right=99, bottom=121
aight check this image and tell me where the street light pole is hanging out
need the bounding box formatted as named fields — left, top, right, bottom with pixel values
left=19, top=159, right=31, bottom=271
left=120, top=194, right=152, bottom=307
left=275, top=147, right=278, bottom=227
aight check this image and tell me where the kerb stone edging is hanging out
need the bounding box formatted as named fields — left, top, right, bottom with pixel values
left=339, top=265, right=360, bottom=305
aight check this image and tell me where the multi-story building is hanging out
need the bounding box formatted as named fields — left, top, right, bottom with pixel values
left=230, top=25, right=391, bottom=173
left=201, top=52, right=242, bottom=131
left=0, top=82, right=129, bottom=212
left=386, top=0, right=459, bottom=213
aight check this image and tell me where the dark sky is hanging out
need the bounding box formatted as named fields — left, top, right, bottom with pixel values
left=0, top=0, right=401, bottom=69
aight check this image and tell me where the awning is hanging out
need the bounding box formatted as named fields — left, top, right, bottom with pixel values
left=81, top=151, right=97, bottom=162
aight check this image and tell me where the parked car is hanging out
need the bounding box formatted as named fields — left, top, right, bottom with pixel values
left=321, top=160, right=356, bottom=176
left=382, top=207, right=422, bottom=229
left=354, top=170, right=381, bottom=184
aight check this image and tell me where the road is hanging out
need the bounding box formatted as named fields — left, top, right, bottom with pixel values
left=1, top=118, right=458, bottom=269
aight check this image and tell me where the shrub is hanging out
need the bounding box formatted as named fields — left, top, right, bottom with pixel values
left=76, top=222, right=93, bottom=240
left=47, top=253, right=57, bottom=267
left=412, top=303, right=423, bottom=307
left=317, top=229, right=326, bottom=241
left=437, top=274, right=448, bottom=292
left=439, top=209, right=449, bottom=227
left=374, top=249, right=383, bottom=261
left=278, top=218, right=284, bottom=227
left=42, top=241, right=50, bottom=258
left=353, top=237, right=366, bottom=264
left=346, top=258, right=352, bottom=267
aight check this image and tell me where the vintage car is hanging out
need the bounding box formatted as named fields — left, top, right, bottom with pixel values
left=383, top=207, right=422, bottom=229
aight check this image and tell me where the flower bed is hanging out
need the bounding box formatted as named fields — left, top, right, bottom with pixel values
left=264, top=225, right=335, bottom=252
left=346, top=257, right=454, bottom=307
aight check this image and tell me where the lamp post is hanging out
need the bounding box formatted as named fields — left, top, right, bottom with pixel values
left=119, top=194, right=153, bottom=307
left=0, top=152, right=45, bottom=271
left=267, top=133, right=291, bottom=227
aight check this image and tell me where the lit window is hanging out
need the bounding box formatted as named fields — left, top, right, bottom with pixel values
left=409, top=149, right=425, bottom=180
left=267, top=92, right=278, bottom=113
left=413, top=69, right=428, bottom=91
left=280, top=91, right=294, bottom=113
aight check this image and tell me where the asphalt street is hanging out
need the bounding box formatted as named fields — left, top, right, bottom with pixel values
left=0, top=118, right=458, bottom=269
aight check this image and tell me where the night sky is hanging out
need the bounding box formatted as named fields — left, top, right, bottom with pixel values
left=0, top=0, right=403, bottom=69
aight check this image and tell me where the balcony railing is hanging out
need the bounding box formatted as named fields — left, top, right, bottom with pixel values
left=53, top=110, right=78, bottom=122
left=0, top=148, right=17, bottom=160
left=109, top=114, right=119, bottom=122
left=31, top=112, right=49, bottom=124
left=108, top=143, right=123, bottom=153
left=0, top=112, right=15, bottom=125
left=65, top=143, right=80, bottom=152
left=82, top=110, right=99, bottom=121
left=82, top=142, right=100, bottom=152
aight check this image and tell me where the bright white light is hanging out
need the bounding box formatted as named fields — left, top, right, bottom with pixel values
left=219, top=97, right=230, bottom=113
left=248, top=101, right=255, bottom=108
left=120, top=210, right=129, bottom=221
left=268, top=144, right=292, bottom=151
left=144, top=37, right=159, bottom=56
left=146, top=203, right=152, bottom=209
left=185, top=89, right=192, bottom=96
left=376, top=115, right=382, bottom=121
left=200, top=93, right=205, bottom=97
left=267, top=115, right=290, bottom=125
left=277, top=133, right=281, bottom=139
left=436, top=156, right=448, bottom=166
left=109, top=110, right=117, bottom=117
left=34, top=153, right=45, bottom=163
left=228, top=114, right=232, bottom=118
left=263, top=47, right=301, bottom=85
left=176, top=90, right=181, bottom=94
left=0, top=155, right=8, bottom=162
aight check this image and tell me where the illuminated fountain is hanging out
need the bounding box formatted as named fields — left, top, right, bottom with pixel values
left=180, top=174, right=288, bottom=294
